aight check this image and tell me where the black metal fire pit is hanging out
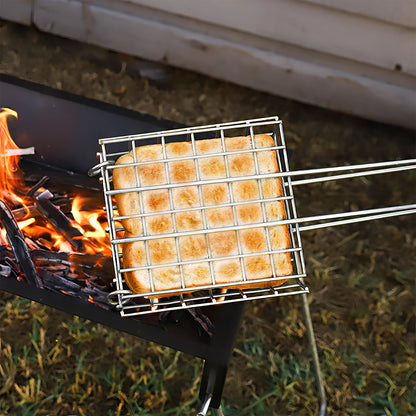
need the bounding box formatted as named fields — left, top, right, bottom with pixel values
left=0, top=74, right=245, bottom=413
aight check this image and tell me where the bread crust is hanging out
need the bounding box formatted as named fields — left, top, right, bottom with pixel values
left=113, top=134, right=292, bottom=295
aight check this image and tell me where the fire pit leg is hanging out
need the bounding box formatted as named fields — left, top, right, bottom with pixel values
left=197, top=361, right=227, bottom=415
left=300, top=291, right=327, bottom=416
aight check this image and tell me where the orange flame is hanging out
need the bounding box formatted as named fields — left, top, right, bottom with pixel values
left=0, top=108, right=112, bottom=258
left=0, top=108, right=27, bottom=202
left=71, top=195, right=112, bottom=256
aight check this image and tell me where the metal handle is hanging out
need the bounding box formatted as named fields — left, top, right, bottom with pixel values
left=289, top=159, right=415, bottom=231
left=289, top=158, right=416, bottom=186
left=297, top=204, right=416, bottom=232
left=88, top=159, right=114, bottom=177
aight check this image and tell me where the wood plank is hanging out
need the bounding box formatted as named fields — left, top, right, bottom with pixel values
left=33, top=0, right=416, bottom=129
left=111, top=0, right=416, bottom=76
left=0, top=0, right=32, bottom=25
left=300, top=0, right=416, bottom=28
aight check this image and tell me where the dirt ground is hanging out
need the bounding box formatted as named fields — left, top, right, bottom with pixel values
left=0, top=20, right=415, bottom=416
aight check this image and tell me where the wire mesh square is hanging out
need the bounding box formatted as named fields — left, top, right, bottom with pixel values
left=98, top=117, right=308, bottom=316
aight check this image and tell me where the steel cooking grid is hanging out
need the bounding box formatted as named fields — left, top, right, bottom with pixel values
left=97, top=117, right=308, bottom=316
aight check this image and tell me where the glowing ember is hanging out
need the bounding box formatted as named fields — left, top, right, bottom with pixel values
left=0, top=108, right=112, bottom=257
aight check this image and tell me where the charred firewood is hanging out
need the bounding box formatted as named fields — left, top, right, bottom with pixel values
left=36, top=267, right=110, bottom=309
left=1, top=247, right=19, bottom=279
left=81, top=281, right=111, bottom=306
left=24, top=237, right=42, bottom=251
left=2, top=257, right=21, bottom=280
left=0, top=200, right=40, bottom=287
left=34, top=198, right=85, bottom=251
left=68, top=252, right=107, bottom=266
left=11, top=205, right=40, bottom=221
left=31, top=249, right=70, bottom=264
left=0, top=246, right=11, bottom=278
left=187, top=308, right=214, bottom=338
left=84, top=276, right=110, bottom=291
left=42, top=266, right=69, bottom=275
left=32, top=249, right=102, bottom=267
left=31, top=237, right=54, bottom=251
left=50, top=196, right=73, bottom=214
left=26, top=176, right=49, bottom=197
left=0, top=190, right=25, bottom=210
left=73, top=255, right=114, bottom=285
left=36, top=189, right=54, bottom=200
left=37, top=267, right=81, bottom=292
left=31, top=250, right=113, bottom=286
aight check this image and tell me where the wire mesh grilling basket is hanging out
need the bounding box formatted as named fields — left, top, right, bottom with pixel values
left=90, top=116, right=416, bottom=317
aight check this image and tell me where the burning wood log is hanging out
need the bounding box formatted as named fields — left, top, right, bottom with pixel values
left=34, top=197, right=85, bottom=251
left=0, top=247, right=21, bottom=279
left=36, top=267, right=110, bottom=309
left=25, top=175, right=49, bottom=197
left=187, top=308, right=215, bottom=338
left=11, top=205, right=40, bottom=221
left=30, top=249, right=114, bottom=285
left=0, top=200, right=41, bottom=287
left=2, top=257, right=21, bottom=280
left=30, top=249, right=73, bottom=265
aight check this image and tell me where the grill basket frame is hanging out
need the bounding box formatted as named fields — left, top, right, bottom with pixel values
left=97, top=116, right=308, bottom=316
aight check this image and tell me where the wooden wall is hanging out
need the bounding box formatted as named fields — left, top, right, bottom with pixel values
left=2, top=0, right=415, bottom=129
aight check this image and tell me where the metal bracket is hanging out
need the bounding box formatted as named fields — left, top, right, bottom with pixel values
left=88, top=159, right=114, bottom=177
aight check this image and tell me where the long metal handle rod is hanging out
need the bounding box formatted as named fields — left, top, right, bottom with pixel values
left=299, top=207, right=416, bottom=232
left=292, top=158, right=415, bottom=178
left=111, top=156, right=416, bottom=174
left=292, top=163, right=416, bottom=186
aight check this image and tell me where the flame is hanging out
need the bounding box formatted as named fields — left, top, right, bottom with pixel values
left=0, top=217, right=35, bottom=242
left=71, top=195, right=112, bottom=255
left=0, top=108, right=28, bottom=203
left=0, top=108, right=112, bottom=259
left=87, top=295, right=103, bottom=307
left=216, top=288, right=227, bottom=303
left=18, top=218, right=36, bottom=228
